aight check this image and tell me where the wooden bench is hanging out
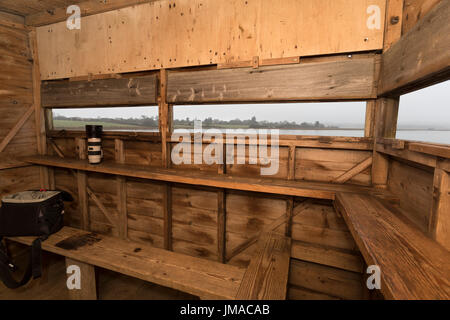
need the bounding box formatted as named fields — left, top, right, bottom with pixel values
left=8, top=227, right=291, bottom=300
left=334, top=193, right=450, bottom=299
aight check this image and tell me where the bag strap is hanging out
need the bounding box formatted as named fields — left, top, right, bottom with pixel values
left=0, top=237, right=43, bottom=289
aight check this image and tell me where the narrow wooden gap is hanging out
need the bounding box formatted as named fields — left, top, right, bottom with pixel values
left=217, top=189, right=226, bottom=263
left=115, top=139, right=128, bottom=239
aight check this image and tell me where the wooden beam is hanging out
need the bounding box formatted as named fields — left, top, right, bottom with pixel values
left=41, top=74, right=158, bottom=108
left=372, top=98, right=399, bottom=188
left=158, top=69, right=172, bottom=168
left=236, top=232, right=291, bottom=300
left=364, top=101, right=376, bottom=138
left=0, top=11, right=26, bottom=30
left=115, top=139, right=128, bottom=240
left=408, top=142, right=450, bottom=159
left=25, top=0, right=154, bottom=27
left=65, top=258, right=97, bottom=300
left=0, top=156, right=31, bottom=170
left=0, top=105, right=34, bottom=153
left=217, top=190, right=226, bottom=263
left=402, top=0, right=442, bottom=35
left=334, top=157, right=373, bottom=184
left=379, top=0, right=450, bottom=96
left=429, top=160, right=450, bottom=249
left=167, top=57, right=378, bottom=103
left=217, top=56, right=300, bottom=70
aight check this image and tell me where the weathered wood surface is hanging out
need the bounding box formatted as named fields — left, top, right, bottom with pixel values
left=335, top=192, right=450, bottom=299
left=379, top=0, right=450, bottom=95
left=167, top=57, right=378, bottom=103
left=35, top=0, right=385, bottom=80
left=65, top=257, right=97, bottom=300
left=41, top=74, right=158, bottom=107
left=236, top=232, right=291, bottom=300
left=22, top=155, right=394, bottom=200
left=402, top=0, right=442, bottom=35
left=9, top=226, right=245, bottom=300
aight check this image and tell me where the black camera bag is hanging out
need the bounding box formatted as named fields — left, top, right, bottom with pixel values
left=0, top=190, right=71, bottom=289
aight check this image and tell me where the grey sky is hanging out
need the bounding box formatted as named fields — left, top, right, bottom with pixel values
left=54, top=80, right=449, bottom=128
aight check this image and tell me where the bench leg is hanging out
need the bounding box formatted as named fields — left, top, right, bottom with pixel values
left=65, top=258, right=97, bottom=300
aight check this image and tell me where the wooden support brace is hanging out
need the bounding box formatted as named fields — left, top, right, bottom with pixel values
left=0, top=105, right=34, bottom=153
left=285, top=197, right=294, bottom=237
left=227, top=200, right=310, bottom=262
left=65, top=258, right=97, bottom=300
left=334, top=157, right=373, bottom=184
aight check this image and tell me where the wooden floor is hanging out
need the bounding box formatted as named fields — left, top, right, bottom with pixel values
left=0, top=250, right=197, bottom=300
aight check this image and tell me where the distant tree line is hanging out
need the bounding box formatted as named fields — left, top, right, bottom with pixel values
left=53, top=115, right=338, bottom=129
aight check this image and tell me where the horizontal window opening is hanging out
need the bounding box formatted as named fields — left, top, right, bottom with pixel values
left=173, top=102, right=366, bottom=137
left=398, top=80, right=450, bottom=145
left=52, top=106, right=159, bottom=132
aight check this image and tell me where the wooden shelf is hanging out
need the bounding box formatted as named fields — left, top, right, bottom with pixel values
left=23, top=155, right=394, bottom=200
left=335, top=193, right=450, bottom=299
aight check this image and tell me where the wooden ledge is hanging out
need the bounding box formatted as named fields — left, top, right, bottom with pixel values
left=334, top=192, right=450, bottom=299
left=22, top=155, right=396, bottom=201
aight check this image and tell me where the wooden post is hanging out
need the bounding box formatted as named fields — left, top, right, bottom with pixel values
left=217, top=189, right=226, bottom=263
left=371, top=98, right=399, bottom=188
left=364, top=101, right=376, bottom=138
left=429, top=160, right=450, bottom=250
left=115, top=139, right=128, bottom=239
left=29, top=29, right=50, bottom=189
left=76, top=138, right=89, bottom=230
left=383, top=0, right=404, bottom=52
left=287, top=146, right=296, bottom=180
left=65, top=258, right=97, bottom=300
left=285, top=197, right=294, bottom=237
left=159, top=69, right=173, bottom=251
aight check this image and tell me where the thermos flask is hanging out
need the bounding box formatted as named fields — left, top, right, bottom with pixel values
left=85, top=125, right=103, bottom=164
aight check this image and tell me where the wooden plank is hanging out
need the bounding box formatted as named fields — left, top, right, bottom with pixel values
left=75, top=138, right=89, bottom=230
left=115, top=139, right=127, bottom=239
left=372, top=98, right=399, bottom=188
left=167, top=57, right=378, bottom=103
left=334, top=157, right=373, bottom=184
left=290, top=241, right=363, bottom=273
left=364, top=101, right=376, bottom=137
left=379, top=0, right=450, bottom=95
left=26, top=0, right=152, bottom=26
left=0, top=11, right=26, bottom=30
left=287, top=146, right=296, bottom=180
left=383, top=0, right=404, bottom=51
left=163, top=184, right=172, bottom=251
left=217, top=189, right=226, bottom=263
left=285, top=197, right=294, bottom=237
left=408, top=142, right=450, bottom=159
left=217, top=56, right=300, bottom=69
left=236, top=232, right=291, bottom=300
left=22, top=155, right=398, bottom=201
left=0, top=156, right=31, bottom=170
left=428, top=161, right=450, bottom=249
left=65, top=258, right=97, bottom=300
left=0, top=105, right=34, bottom=153
left=335, top=192, right=450, bottom=299
left=36, top=0, right=385, bottom=80
left=10, top=226, right=245, bottom=300
left=41, top=74, right=158, bottom=108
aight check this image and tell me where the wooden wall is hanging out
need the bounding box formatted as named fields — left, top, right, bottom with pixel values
left=36, top=0, right=386, bottom=80
left=0, top=13, right=40, bottom=197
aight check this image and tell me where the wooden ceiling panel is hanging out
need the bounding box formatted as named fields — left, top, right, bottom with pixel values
left=0, top=0, right=83, bottom=16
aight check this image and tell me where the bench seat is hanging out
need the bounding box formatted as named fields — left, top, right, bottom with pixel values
left=334, top=193, right=450, bottom=299
left=9, top=227, right=246, bottom=300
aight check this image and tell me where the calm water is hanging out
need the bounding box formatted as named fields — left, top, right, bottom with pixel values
left=171, top=129, right=450, bottom=145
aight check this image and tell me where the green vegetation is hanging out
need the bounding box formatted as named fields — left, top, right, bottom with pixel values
left=53, top=115, right=337, bottom=130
